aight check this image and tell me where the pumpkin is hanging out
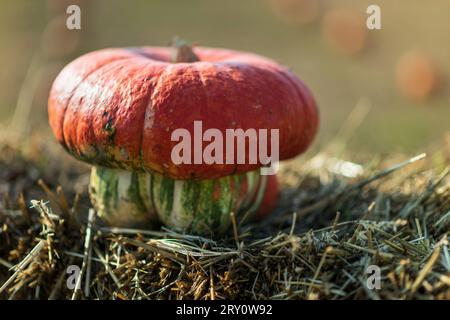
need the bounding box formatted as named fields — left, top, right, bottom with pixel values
left=90, top=167, right=273, bottom=234
left=48, top=41, right=318, bottom=234
left=254, top=174, right=279, bottom=220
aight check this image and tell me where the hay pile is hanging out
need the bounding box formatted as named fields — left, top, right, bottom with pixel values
left=0, top=138, right=449, bottom=300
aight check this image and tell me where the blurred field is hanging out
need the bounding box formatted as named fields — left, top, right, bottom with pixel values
left=0, top=0, right=449, bottom=153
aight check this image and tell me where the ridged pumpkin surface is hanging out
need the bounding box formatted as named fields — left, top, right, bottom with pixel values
left=48, top=46, right=319, bottom=180
left=90, top=166, right=268, bottom=234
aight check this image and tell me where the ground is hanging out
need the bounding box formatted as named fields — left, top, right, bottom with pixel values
left=0, top=133, right=449, bottom=300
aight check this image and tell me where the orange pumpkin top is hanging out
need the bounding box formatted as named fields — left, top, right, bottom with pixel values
left=48, top=46, right=319, bottom=179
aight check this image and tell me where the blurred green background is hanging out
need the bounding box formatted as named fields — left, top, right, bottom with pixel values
left=0, top=0, right=449, bottom=154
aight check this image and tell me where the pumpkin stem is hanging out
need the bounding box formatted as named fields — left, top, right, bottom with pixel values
left=171, top=37, right=200, bottom=63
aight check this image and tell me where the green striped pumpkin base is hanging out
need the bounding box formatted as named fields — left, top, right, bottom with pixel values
left=89, top=166, right=267, bottom=235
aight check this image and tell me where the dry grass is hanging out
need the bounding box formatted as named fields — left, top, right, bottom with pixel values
left=0, top=135, right=449, bottom=300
